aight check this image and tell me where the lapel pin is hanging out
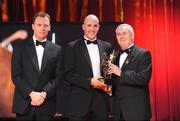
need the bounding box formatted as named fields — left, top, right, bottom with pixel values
left=125, top=59, right=129, bottom=64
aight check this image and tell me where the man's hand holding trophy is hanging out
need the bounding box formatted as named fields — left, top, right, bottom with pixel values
left=99, top=50, right=116, bottom=95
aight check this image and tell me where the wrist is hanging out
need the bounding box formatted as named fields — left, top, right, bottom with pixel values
left=118, top=70, right=122, bottom=76
left=29, top=91, right=34, bottom=97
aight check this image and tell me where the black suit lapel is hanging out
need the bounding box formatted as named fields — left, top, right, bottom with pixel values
left=114, top=50, right=121, bottom=65
left=80, top=39, right=107, bottom=73
left=97, top=39, right=106, bottom=61
left=41, top=41, right=51, bottom=72
left=121, top=47, right=135, bottom=70
left=80, top=40, right=92, bottom=70
left=26, top=39, right=39, bottom=72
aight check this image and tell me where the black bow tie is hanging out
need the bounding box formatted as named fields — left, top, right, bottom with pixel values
left=85, top=40, right=97, bottom=44
left=36, top=40, right=46, bottom=47
left=120, top=45, right=134, bottom=54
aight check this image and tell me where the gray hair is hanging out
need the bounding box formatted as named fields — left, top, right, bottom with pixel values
left=116, top=23, right=135, bottom=40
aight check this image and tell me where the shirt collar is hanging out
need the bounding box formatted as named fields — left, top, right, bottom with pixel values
left=84, top=36, right=97, bottom=41
left=33, top=36, right=47, bottom=45
left=128, top=43, right=134, bottom=49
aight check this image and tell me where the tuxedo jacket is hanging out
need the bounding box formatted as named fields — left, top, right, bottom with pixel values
left=64, top=38, right=112, bottom=116
left=112, top=45, right=152, bottom=120
left=11, top=38, right=63, bottom=115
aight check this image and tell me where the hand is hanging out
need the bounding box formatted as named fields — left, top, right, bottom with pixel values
left=29, top=91, right=46, bottom=106
left=41, top=91, right=47, bottom=99
left=107, top=64, right=121, bottom=76
left=91, top=77, right=107, bottom=89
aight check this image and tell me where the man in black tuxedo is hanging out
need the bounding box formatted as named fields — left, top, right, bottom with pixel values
left=64, top=14, right=112, bottom=121
left=11, top=12, right=63, bottom=121
left=108, top=23, right=152, bottom=121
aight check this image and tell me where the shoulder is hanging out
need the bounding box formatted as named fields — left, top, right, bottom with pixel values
left=97, top=39, right=111, bottom=46
left=97, top=39, right=112, bottom=49
left=47, top=40, right=62, bottom=50
left=12, top=38, right=32, bottom=49
left=97, top=39, right=112, bottom=51
left=68, top=38, right=84, bottom=47
left=134, top=45, right=151, bottom=57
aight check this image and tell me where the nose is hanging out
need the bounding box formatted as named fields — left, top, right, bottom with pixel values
left=119, top=34, right=124, bottom=39
left=90, top=26, right=95, bottom=32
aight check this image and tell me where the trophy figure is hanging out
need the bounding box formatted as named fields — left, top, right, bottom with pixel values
left=99, top=50, right=116, bottom=95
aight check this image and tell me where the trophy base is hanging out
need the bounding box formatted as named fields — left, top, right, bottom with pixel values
left=98, top=78, right=112, bottom=95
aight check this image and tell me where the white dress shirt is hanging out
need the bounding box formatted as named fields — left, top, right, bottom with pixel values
left=33, top=36, right=46, bottom=71
left=119, top=43, right=134, bottom=69
left=84, top=37, right=101, bottom=77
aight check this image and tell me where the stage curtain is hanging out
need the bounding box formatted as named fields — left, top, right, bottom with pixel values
left=0, top=0, right=180, bottom=121
left=0, top=0, right=123, bottom=22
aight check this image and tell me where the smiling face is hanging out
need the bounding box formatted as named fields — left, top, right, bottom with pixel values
left=32, top=16, right=51, bottom=41
left=82, top=14, right=100, bottom=40
left=116, top=24, right=134, bottom=50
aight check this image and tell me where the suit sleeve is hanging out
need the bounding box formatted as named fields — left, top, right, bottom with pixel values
left=120, top=51, right=152, bottom=86
left=64, top=44, right=91, bottom=91
left=11, top=42, right=33, bottom=100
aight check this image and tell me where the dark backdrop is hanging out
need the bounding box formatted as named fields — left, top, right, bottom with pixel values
left=0, top=22, right=120, bottom=47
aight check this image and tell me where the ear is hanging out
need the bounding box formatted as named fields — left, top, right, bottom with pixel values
left=49, top=25, right=51, bottom=31
left=32, top=24, right=34, bottom=31
left=82, top=24, right=85, bottom=31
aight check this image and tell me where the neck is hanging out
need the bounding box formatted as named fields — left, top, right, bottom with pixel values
left=84, top=36, right=97, bottom=41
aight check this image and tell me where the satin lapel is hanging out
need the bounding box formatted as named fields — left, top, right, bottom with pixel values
left=26, top=39, right=39, bottom=72
left=80, top=39, right=92, bottom=70
left=97, top=39, right=105, bottom=61
left=114, top=50, right=121, bottom=65
left=121, top=47, right=135, bottom=70
left=41, top=41, right=51, bottom=72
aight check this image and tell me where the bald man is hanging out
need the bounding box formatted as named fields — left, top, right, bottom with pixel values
left=64, top=14, right=112, bottom=121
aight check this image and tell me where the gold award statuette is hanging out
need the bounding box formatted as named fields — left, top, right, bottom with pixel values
left=100, top=50, right=116, bottom=95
